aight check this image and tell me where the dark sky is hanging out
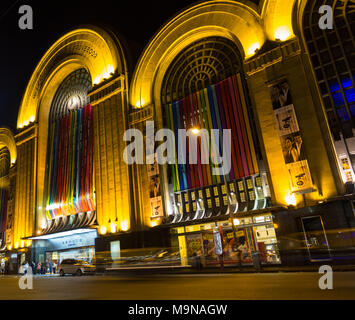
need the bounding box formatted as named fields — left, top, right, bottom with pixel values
left=0, top=0, right=260, bottom=131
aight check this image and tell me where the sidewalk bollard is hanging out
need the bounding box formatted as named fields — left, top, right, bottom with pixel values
left=252, top=251, right=261, bottom=272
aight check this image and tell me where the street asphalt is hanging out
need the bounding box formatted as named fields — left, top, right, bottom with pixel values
left=0, top=272, right=354, bottom=300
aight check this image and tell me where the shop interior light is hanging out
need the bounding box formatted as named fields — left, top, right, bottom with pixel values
left=233, top=218, right=240, bottom=226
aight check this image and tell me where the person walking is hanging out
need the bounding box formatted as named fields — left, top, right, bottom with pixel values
left=37, top=262, right=41, bottom=275
left=49, top=261, right=53, bottom=274
left=53, top=262, right=57, bottom=274
left=0, top=260, right=5, bottom=276
left=31, top=261, right=36, bottom=275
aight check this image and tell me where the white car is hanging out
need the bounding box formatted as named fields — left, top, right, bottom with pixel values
left=58, top=259, right=96, bottom=276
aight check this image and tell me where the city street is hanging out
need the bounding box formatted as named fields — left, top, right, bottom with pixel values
left=0, top=272, right=354, bottom=300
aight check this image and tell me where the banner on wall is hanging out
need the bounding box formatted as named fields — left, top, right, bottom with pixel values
left=147, top=155, right=163, bottom=218
left=164, top=74, right=259, bottom=192
left=269, top=80, right=313, bottom=193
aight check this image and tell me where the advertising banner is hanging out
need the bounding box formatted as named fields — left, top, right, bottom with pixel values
left=147, top=154, right=163, bottom=217
left=269, top=80, right=313, bottom=193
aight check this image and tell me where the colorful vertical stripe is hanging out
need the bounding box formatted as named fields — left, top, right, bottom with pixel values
left=46, top=104, right=95, bottom=219
left=164, top=74, right=258, bottom=192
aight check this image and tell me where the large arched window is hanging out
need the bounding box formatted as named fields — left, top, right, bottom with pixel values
left=44, top=68, right=96, bottom=227
left=160, top=37, right=267, bottom=221
left=303, top=0, right=355, bottom=182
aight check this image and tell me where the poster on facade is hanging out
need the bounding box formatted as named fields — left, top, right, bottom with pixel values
left=274, top=104, right=299, bottom=136
left=149, top=176, right=161, bottom=198
left=269, top=80, right=293, bottom=110
left=150, top=196, right=163, bottom=218
left=147, top=153, right=163, bottom=218
left=287, top=160, right=313, bottom=192
left=280, top=133, right=305, bottom=164
left=147, top=162, right=159, bottom=177
left=269, top=80, right=313, bottom=194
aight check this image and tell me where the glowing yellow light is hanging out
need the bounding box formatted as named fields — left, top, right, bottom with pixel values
left=191, top=128, right=200, bottom=135
left=110, top=222, right=117, bottom=233
left=247, top=43, right=260, bottom=56
left=24, top=120, right=29, bottom=127
left=135, top=99, right=145, bottom=108
left=233, top=218, right=240, bottom=226
left=7, top=244, right=12, bottom=251
left=274, top=26, right=292, bottom=41
left=121, top=220, right=129, bottom=232
left=14, top=242, right=19, bottom=249
left=151, top=220, right=158, bottom=227
left=100, top=225, right=107, bottom=235
left=285, top=193, right=297, bottom=206
left=19, top=123, right=23, bottom=129
left=11, top=159, right=16, bottom=165
left=20, top=240, right=24, bottom=248
left=26, top=240, right=32, bottom=247
left=36, top=230, right=41, bottom=235
left=273, top=223, right=279, bottom=229
left=29, top=115, right=35, bottom=123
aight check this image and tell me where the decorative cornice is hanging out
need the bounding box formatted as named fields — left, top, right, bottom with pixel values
left=244, top=39, right=302, bottom=76
left=88, top=75, right=125, bottom=106
left=129, top=105, right=154, bottom=126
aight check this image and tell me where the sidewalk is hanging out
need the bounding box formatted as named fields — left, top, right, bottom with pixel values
left=103, top=263, right=355, bottom=275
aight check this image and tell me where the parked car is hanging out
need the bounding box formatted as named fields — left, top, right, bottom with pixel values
left=58, top=259, right=96, bottom=276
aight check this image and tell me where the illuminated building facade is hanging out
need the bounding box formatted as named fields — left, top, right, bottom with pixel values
left=0, top=0, right=355, bottom=270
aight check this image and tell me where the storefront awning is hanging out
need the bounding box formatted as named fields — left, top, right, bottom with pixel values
left=24, top=228, right=97, bottom=240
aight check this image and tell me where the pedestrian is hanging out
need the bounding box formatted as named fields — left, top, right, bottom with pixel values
left=0, top=260, right=5, bottom=276
left=23, top=261, right=29, bottom=274
left=49, top=261, right=53, bottom=274
left=31, top=261, right=36, bottom=275
left=53, top=262, right=57, bottom=274
left=37, top=262, right=41, bottom=274
left=195, top=250, right=203, bottom=271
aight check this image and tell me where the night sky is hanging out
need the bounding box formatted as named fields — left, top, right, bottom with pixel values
left=0, top=0, right=260, bottom=131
